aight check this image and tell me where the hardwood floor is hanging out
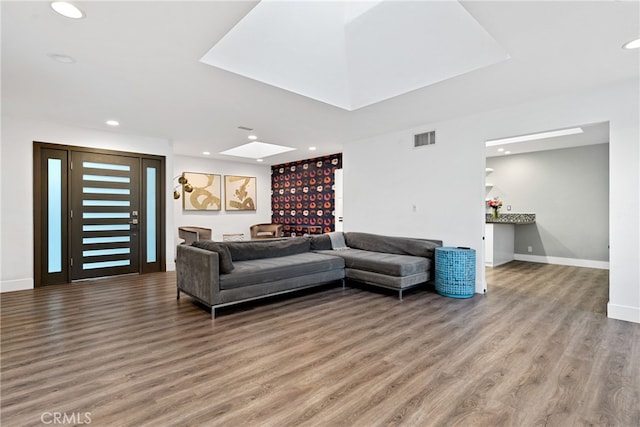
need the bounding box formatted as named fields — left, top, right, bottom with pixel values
left=2, top=261, right=639, bottom=426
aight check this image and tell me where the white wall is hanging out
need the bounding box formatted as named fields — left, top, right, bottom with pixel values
left=172, top=155, right=272, bottom=266
left=344, top=80, right=639, bottom=323
left=0, top=116, right=174, bottom=292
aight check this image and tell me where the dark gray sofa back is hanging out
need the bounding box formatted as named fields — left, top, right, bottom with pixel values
left=309, top=234, right=332, bottom=251
left=195, top=237, right=310, bottom=262
left=344, top=232, right=441, bottom=258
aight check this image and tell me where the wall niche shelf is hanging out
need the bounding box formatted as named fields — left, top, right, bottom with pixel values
left=485, top=167, right=494, bottom=175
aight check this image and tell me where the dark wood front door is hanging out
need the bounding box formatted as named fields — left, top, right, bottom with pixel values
left=70, top=152, right=141, bottom=280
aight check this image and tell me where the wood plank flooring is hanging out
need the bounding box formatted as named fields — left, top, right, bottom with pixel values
left=2, top=261, right=639, bottom=426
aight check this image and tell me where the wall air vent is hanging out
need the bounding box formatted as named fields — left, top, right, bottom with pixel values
left=414, top=130, right=436, bottom=148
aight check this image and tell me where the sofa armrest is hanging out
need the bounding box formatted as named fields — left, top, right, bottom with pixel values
left=424, top=239, right=443, bottom=247
left=176, top=244, right=220, bottom=306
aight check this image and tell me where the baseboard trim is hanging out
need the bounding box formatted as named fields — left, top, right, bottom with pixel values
left=607, top=302, right=640, bottom=324
left=513, top=254, right=609, bottom=270
left=1, top=278, right=34, bottom=293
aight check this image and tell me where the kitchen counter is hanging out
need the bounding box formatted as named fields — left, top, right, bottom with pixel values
left=485, top=213, right=535, bottom=267
left=485, top=213, right=536, bottom=224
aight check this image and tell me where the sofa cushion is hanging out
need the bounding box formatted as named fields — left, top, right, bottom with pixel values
left=225, top=237, right=311, bottom=261
left=220, top=252, right=345, bottom=290
left=309, top=234, right=332, bottom=251
left=345, top=268, right=429, bottom=289
left=191, top=240, right=234, bottom=273
left=344, top=232, right=440, bottom=258
left=316, top=248, right=430, bottom=277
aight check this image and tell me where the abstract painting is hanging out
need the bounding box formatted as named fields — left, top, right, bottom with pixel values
left=225, top=175, right=256, bottom=211
left=182, top=172, right=221, bottom=211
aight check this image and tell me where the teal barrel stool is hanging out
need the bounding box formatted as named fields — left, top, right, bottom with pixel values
left=434, top=247, right=476, bottom=298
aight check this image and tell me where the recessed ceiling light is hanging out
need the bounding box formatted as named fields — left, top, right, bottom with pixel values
left=203, top=151, right=211, bottom=155
left=256, top=159, right=264, bottom=162
left=485, top=127, right=583, bottom=147
left=622, top=38, right=640, bottom=49
left=48, top=53, right=76, bottom=64
left=504, top=151, right=511, bottom=155
left=497, top=148, right=505, bottom=152
left=309, top=146, right=317, bottom=151
left=105, top=120, right=119, bottom=126
left=51, top=1, right=85, bottom=19
left=248, top=135, right=258, bottom=140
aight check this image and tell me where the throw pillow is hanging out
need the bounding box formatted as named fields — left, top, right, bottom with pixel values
left=191, top=240, right=235, bottom=274
left=328, top=232, right=348, bottom=250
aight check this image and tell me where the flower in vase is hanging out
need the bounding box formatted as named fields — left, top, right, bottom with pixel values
left=488, top=197, right=503, bottom=218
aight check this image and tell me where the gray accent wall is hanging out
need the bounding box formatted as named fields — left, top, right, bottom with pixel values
left=486, top=143, right=609, bottom=261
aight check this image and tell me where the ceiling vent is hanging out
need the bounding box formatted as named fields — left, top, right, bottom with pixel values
left=414, top=130, right=436, bottom=148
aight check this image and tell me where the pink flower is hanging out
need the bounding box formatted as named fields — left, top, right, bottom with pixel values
left=488, top=198, right=503, bottom=208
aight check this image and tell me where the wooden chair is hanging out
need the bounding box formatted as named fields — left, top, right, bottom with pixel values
left=178, top=226, right=212, bottom=245
left=249, top=223, right=283, bottom=239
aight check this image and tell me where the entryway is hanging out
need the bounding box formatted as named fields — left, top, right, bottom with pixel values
left=34, top=142, right=166, bottom=286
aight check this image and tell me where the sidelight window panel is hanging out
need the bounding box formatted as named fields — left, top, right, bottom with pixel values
left=47, top=159, right=62, bottom=273
left=146, top=167, right=157, bottom=263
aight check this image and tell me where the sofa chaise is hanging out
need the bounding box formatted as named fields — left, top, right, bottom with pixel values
left=176, top=232, right=442, bottom=318
left=312, top=232, right=442, bottom=300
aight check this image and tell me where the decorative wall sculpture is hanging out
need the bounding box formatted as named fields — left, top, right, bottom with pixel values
left=182, top=172, right=221, bottom=211
left=225, top=175, right=256, bottom=211
left=271, top=153, right=342, bottom=236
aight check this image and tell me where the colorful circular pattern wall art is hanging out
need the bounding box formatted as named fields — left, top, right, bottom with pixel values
left=271, top=153, right=342, bottom=237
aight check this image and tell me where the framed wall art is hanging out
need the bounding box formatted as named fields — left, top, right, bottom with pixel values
left=182, top=172, right=221, bottom=211
left=225, top=175, right=256, bottom=211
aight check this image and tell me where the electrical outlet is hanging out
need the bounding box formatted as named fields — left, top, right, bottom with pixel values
left=527, top=246, right=533, bottom=253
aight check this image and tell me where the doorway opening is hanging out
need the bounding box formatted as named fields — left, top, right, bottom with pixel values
left=483, top=121, right=610, bottom=304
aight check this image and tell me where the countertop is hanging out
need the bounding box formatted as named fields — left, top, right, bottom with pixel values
left=486, top=213, right=536, bottom=224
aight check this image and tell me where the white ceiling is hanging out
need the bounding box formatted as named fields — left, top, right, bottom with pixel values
left=2, top=1, right=639, bottom=165
left=200, top=0, right=509, bottom=110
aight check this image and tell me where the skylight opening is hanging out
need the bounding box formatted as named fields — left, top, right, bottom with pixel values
left=220, top=142, right=295, bottom=159
left=485, top=128, right=584, bottom=147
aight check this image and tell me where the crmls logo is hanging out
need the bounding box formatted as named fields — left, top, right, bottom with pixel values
left=40, top=412, right=92, bottom=425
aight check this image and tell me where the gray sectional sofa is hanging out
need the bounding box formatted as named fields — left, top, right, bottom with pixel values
left=176, top=232, right=442, bottom=318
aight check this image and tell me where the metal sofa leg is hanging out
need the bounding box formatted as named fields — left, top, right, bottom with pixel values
left=399, top=289, right=403, bottom=301
left=211, top=307, right=216, bottom=319
left=342, top=278, right=346, bottom=290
